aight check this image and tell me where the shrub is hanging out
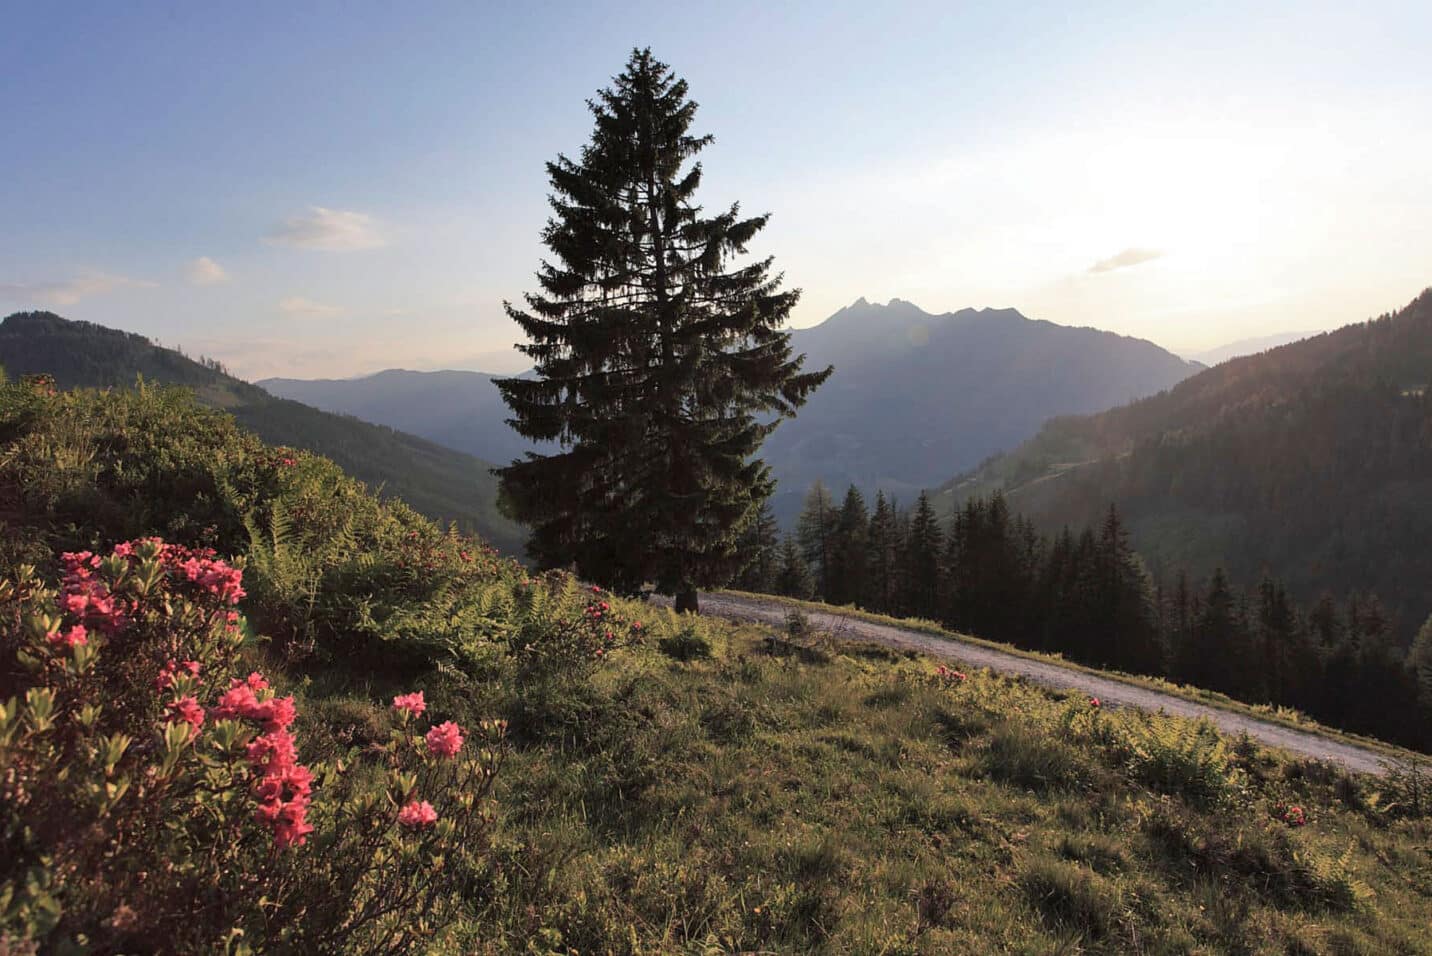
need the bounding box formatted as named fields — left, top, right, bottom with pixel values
left=658, top=621, right=714, bottom=662
left=0, top=539, right=507, bottom=953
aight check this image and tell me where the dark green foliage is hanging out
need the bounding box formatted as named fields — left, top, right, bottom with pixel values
left=658, top=622, right=714, bottom=662
left=796, top=480, right=837, bottom=598
left=732, top=501, right=779, bottom=593
left=902, top=491, right=944, bottom=619
left=826, top=485, right=868, bottom=606
left=864, top=491, right=898, bottom=611
left=0, top=310, right=524, bottom=554
left=495, top=50, right=830, bottom=610
left=772, top=534, right=815, bottom=599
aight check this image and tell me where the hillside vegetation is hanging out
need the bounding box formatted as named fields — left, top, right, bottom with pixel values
left=0, top=311, right=525, bottom=554
left=938, top=290, right=1432, bottom=629
left=4, top=378, right=1432, bottom=953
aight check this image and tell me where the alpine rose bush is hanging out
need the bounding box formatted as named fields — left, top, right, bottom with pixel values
left=0, top=539, right=507, bottom=954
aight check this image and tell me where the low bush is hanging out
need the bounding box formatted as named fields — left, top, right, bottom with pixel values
left=0, top=539, right=507, bottom=953
left=658, top=621, right=714, bottom=662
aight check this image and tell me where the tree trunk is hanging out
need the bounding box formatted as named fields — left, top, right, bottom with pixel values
left=674, top=588, right=700, bottom=615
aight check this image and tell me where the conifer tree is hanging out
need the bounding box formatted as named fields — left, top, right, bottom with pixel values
left=827, top=485, right=869, bottom=606
left=773, top=534, right=815, bottom=600
left=496, top=49, right=830, bottom=612
left=1410, top=613, right=1432, bottom=709
left=1177, top=569, right=1243, bottom=694
left=902, top=491, right=944, bottom=619
left=797, top=480, right=838, bottom=599
left=865, top=491, right=897, bottom=612
left=733, top=501, right=780, bottom=593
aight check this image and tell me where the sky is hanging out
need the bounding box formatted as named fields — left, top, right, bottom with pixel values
left=3, top=0, right=1430, bottom=379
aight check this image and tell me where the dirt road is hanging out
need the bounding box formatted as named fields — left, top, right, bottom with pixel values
left=692, top=591, right=1398, bottom=776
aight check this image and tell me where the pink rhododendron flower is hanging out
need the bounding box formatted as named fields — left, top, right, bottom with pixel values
left=50, top=624, right=88, bottom=648
left=246, top=729, right=299, bottom=772
left=392, top=691, right=426, bottom=717
left=425, top=721, right=463, bottom=758
left=167, top=696, right=206, bottom=732
left=250, top=695, right=296, bottom=732
left=212, top=683, right=261, bottom=721
left=398, top=800, right=438, bottom=829
left=1089, top=697, right=1102, bottom=709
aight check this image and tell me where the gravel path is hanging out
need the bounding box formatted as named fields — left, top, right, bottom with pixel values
left=690, top=591, right=1397, bottom=777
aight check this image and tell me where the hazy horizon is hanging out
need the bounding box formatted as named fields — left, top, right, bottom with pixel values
left=3, top=1, right=1429, bottom=379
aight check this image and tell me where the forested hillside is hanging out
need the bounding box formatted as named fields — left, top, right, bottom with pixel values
left=0, top=311, right=525, bottom=554
left=937, top=290, right=1432, bottom=630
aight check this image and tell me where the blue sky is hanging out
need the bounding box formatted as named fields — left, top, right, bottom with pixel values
left=3, top=1, right=1430, bottom=377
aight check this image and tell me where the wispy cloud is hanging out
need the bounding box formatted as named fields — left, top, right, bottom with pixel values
left=0, top=273, right=157, bottom=306
left=278, top=296, right=344, bottom=318
left=266, top=206, right=387, bottom=251
left=185, top=256, right=230, bottom=285
left=1088, top=247, right=1163, bottom=274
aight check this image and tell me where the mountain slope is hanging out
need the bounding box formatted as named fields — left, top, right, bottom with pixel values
left=760, top=298, right=1199, bottom=518
left=938, top=289, right=1432, bottom=627
left=261, top=299, right=1199, bottom=524
left=259, top=368, right=538, bottom=467
left=0, top=311, right=525, bottom=555
left=1184, top=329, right=1321, bottom=366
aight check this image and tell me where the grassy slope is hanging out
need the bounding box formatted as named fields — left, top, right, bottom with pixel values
left=6, top=381, right=1432, bottom=953
left=0, top=310, right=525, bottom=555
left=315, top=613, right=1432, bottom=954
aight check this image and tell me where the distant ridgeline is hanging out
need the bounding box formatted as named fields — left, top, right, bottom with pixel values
left=254, top=298, right=1203, bottom=528
left=0, top=311, right=524, bottom=555
left=936, top=289, right=1432, bottom=632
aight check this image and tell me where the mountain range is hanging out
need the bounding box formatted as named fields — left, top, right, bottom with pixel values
left=1182, top=330, right=1322, bottom=366
left=938, top=289, right=1432, bottom=630
left=0, top=311, right=525, bottom=555
left=262, top=298, right=1201, bottom=523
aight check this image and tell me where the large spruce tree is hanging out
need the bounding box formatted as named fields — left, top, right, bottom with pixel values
left=496, top=49, right=830, bottom=613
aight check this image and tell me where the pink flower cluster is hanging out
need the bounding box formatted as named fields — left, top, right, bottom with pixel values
left=52, top=624, right=89, bottom=648
left=935, top=664, right=967, bottom=685
left=59, top=540, right=247, bottom=644
left=388, top=692, right=471, bottom=833
left=168, top=548, right=247, bottom=607
left=212, top=672, right=312, bottom=848
left=398, top=800, right=438, bottom=830
left=1274, top=803, right=1307, bottom=827
left=424, top=721, right=463, bottom=758
left=60, top=551, right=126, bottom=635
left=166, top=697, right=206, bottom=735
